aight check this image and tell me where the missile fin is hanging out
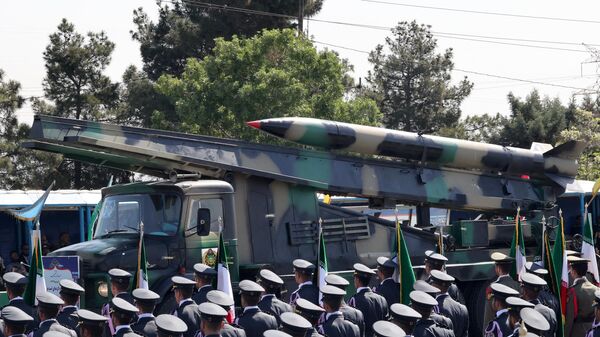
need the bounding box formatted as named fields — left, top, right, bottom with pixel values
left=542, top=140, right=586, bottom=160
left=545, top=173, right=576, bottom=189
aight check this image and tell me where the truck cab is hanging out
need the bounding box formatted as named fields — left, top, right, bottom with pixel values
left=49, top=179, right=237, bottom=312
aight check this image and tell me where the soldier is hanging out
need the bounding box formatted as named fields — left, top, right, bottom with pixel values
left=423, top=251, right=464, bottom=304
left=325, top=273, right=365, bottom=337
left=2, top=272, right=34, bottom=324
left=77, top=309, right=108, bottom=337
left=289, top=259, right=319, bottom=305
left=505, top=297, right=535, bottom=337
left=374, top=257, right=400, bottom=306
left=263, top=331, right=291, bottom=337
left=257, top=269, right=292, bottom=325
left=317, top=285, right=360, bottom=337
left=131, top=288, right=160, bottom=337
left=30, top=292, right=77, bottom=337
left=206, top=290, right=246, bottom=337
left=109, top=297, right=141, bottom=337
left=235, top=280, right=278, bottom=337
left=1, top=306, right=34, bottom=337
left=192, top=263, right=217, bottom=305
left=482, top=252, right=520, bottom=335
left=484, top=283, right=519, bottom=337
left=171, top=276, right=201, bottom=337
left=519, top=308, right=550, bottom=337
left=155, top=314, right=188, bottom=337
left=56, top=279, right=85, bottom=332
left=524, top=262, right=560, bottom=319
left=348, top=263, right=388, bottom=337
left=565, top=256, right=599, bottom=337
left=102, top=269, right=134, bottom=337
left=389, top=303, right=421, bottom=336
left=198, top=302, right=228, bottom=337
left=280, top=312, right=312, bottom=337
left=519, top=272, right=556, bottom=337
left=409, top=290, right=454, bottom=337
left=430, top=270, right=469, bottom=337
left=586, top=290, right=600, bottom=337
left=412, top=281, right=453, bottom=331
left=372, top=320, right=405, bottom=337
left=294, top=298, right=325, bottom=337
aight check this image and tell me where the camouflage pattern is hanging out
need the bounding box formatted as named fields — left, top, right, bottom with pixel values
left=247, top=117, right=585, bottom=188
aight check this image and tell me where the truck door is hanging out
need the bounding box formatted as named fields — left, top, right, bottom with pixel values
left=184, top=197, right=224, bottom=270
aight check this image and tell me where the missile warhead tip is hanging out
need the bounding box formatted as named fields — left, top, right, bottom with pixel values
left=246, top=120, right=261, bottom=129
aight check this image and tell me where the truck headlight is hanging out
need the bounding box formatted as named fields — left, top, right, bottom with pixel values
left=97, top=281, right=108, bottom=298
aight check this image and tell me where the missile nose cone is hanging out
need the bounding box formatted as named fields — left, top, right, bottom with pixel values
left=246, top=120, right=261, bottom=129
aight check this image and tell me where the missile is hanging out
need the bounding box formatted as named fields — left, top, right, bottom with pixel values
left=246, top=117, right=585, bottom=184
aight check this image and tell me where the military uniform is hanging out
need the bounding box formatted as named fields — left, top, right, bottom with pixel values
left=412, top=318, right=455, bottom=337
left=424, top=252, right=465, bottom=305
left=484, top=283, right=519, bottom=337
left=1, top=306, right=34, bottom=337
left=131, top=314, right=157, bottom=337
left=192, top=263, right=217, bottom=305
left=349, top=263, right=389, bottom=337
left=280, top=312, right=312, bottom=337
left=171, top=276, right=201, bottom=337
left=197, top=302, right=229, bottom=337
left=2, top=272, right=35, bottom=333
left=206, top=290, right=244, bottom=337
left=235, top=280, right=278, bottom=337
left=412, top=281, right=453, bottom=331
left=318, top=312, right=360, bottom=337
left=77, top=309, right=108, bottom=337
left=586, top=322, right=600, bottom=337
left=389, top=303, right=421, bottom=336
left=520, top=307, right=550, bottom=336
left=294, top=299, right=325, bottom=337
left=372, top=320, right=406, bottom=337
left=131, top=288, right=160, bottom=337
left=258, top=294, right=292, bottom=324
left=110, top=297, right=142, bottom=337
left=430, top=270, right=468, bottom=337
left=325, top=273, right=365, bottom=337
left=30, top=292, right=77, bottom=337
left=409, top=290, right=455, bottom=337
left=519, top=272, right=556, bottom=337
left=102, top=269, right=134, bottom=337
left=374, top=257, right=400, bottom=307
left=289, top=259, right=319, bottom=305
left=483, top=253, right=520, bottom=334
left=565, top=276, right=598, bottom=337
left=56, top=279, right=85, bottom=333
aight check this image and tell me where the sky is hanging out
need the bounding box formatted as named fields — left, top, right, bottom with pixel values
left=1, top=0, right=599, bottom=125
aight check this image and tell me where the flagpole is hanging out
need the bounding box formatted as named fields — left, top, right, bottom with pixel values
left=541, top=215, right=546, bottom=268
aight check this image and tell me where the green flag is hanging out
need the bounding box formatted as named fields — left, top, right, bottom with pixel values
left=315, top=222, right=328, bottom=303
left=392, top=221, right=416, bottom=305
left=24, top=226, right=46, bottom=306
left=508, top=208, right=526, bottom=279
left=132, top=226, right=149, bottom=290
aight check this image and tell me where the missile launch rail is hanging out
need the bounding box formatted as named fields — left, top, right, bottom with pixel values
left=23, top=115, right=578, bottom=336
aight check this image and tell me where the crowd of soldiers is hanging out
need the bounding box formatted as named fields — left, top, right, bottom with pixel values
left=0, top=249, right=598, bottom=337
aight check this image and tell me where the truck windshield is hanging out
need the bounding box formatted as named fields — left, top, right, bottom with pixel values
left=94, top=193, right=181, bottom=238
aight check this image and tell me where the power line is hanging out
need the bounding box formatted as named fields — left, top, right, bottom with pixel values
left=362, top=0, right=600, bottom=25
left=165, top=0, right=595, bottom=53
left=312, top=41, right=594, bottom=91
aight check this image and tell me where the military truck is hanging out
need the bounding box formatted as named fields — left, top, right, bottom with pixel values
left=24, top=115, right=584, bottom=336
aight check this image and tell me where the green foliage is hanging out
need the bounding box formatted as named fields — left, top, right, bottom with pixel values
left=439, top=113, right=507, bottom=142
left=367, top=21, right=473, bottom=134
left=559, top=109, right=600, bottom=180
left=155, top=29, right=380, bottom=142
left=39, top=19, right=131, bottom=188
left=132, top=0, right=323, bottom=80
left=0, top=70, right=62, bottom=189
left=497, top=90, right=575, bottom=147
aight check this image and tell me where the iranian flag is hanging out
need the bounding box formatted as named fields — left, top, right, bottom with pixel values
left=314, top=223, right=328, bottom=304
left=583, top=211, right=599, bottom=284
left=392, top=220, right=416, bottom=305
left=24, top=225, right=46, bottom=306
left=509, top=208, right=527, bottom=280
left=216, top=231, right=235, bottom=323
left=551, top=210, right=569, bottom=337
left=132, top=226, right=149, bottom=290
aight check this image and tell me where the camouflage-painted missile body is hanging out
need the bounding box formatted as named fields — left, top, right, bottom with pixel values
left=247, top=117, right=585, bottom=186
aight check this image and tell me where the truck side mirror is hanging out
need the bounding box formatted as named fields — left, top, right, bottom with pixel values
left=197, top=208, right=211, bottom=236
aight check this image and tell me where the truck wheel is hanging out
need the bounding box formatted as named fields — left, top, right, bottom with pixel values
left=465, top=280, right=489, bottom=337
left=156, top=290, right=177, bottom=315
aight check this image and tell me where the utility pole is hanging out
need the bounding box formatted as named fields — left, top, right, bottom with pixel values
left=298, top=0, right=305, bottom=34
